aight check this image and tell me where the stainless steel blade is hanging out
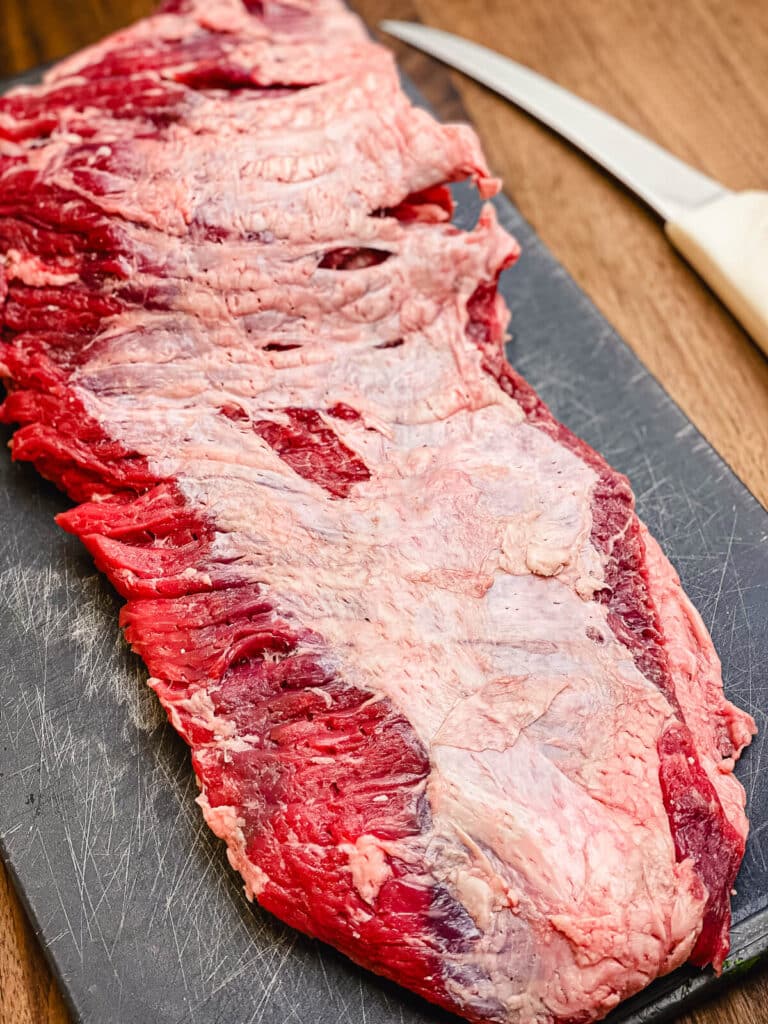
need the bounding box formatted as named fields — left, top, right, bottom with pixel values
left=381, top=21, right=729, bottom=222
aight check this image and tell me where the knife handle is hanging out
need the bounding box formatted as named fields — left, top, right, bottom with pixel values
left=665, top=191, right=768, bottom=357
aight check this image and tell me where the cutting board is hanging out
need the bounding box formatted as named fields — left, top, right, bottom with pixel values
left=0, top=65, right=766, bottom=1024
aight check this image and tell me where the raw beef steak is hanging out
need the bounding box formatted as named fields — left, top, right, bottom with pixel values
left=0, top=1, right=755, bottom=1021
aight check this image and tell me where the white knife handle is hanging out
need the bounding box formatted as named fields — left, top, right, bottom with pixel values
left=665, top=191, right=768, bottom=356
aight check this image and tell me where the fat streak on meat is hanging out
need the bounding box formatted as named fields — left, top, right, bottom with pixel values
left=0, top=2, right=755, bottom=1021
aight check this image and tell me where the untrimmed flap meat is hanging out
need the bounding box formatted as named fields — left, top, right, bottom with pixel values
left=0, top=2, right=756, bottom=1021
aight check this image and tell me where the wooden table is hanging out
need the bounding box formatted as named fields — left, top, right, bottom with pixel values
left=0, top=2, right=766, bottom=1022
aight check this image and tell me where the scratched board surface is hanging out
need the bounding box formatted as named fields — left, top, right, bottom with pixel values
left=0, top=63, right=767, bottom=1024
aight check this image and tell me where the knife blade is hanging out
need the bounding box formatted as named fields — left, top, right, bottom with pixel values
left=381, top=20, right=768, bottom=356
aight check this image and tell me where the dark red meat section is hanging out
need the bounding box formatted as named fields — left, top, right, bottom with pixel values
left=252, top=408, right=371, bottom=498
left=659, top=723, right=745, bottom=968
left=218, top=404, right=371, bottom=497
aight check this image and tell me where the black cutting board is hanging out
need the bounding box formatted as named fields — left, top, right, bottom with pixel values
left=0, top=63, right=766, bottom=1024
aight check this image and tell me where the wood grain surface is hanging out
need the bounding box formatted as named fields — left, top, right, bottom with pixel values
left=0, top=2, right=766, bottom=1023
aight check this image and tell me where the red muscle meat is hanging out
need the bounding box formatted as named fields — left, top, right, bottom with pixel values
left=0, top=2, right=755, bottom=1022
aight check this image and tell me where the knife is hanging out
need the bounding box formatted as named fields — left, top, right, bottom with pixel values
left=381, top=21, right=768, bottom=356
